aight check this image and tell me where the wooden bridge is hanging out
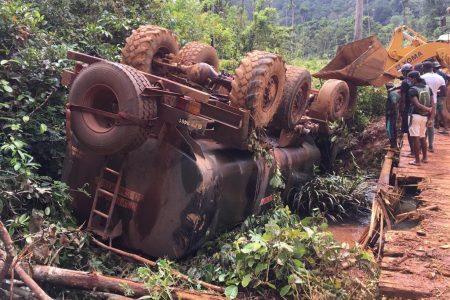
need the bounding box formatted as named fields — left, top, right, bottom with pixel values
left=378, top=133, right=450, bottom=299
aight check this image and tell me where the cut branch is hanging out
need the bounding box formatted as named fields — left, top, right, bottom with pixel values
left=0, top=222, right=52, bottom=300
left=92, top=238, right=225, bottom=293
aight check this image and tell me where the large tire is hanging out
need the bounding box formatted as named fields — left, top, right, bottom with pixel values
left=121, top=25, right=179, bottom=74
left=344, top=83, right=358, bottom=119
left=230, top=51, right=286, bottom=127
left=177, top=42, right=219, bottom=70
left=69, top=62, right=156, bottom=154
left=270, top=65, right=311, bottom=129
left=308, top=79, right=350, bottom=122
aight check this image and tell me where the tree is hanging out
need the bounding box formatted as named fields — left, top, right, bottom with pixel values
left=353, top=0, right=364, bottom=40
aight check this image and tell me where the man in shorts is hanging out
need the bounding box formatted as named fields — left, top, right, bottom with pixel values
left=408, top=71, right=433, bottom=166
left=421, top=61, right=446, bottom=151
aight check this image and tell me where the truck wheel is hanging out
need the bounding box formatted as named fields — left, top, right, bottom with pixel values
left=343, top=83, right=358, bottom=119
left=69, top=62, right=156, bottom=154
left=177, top=42, right=219, bottom=70
left=230, top=51, right=286, bottom=127
left=270, top=65, right=311, bottom=129
left=309, top=79, right=350, bottom=122
left=121, top=25, right=179, bottom=74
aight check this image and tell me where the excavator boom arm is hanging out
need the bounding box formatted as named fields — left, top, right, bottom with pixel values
left=371, top=42, right=450, bottom=86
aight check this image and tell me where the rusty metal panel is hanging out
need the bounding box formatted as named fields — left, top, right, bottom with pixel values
left=314, top=36, right=388, bottom=86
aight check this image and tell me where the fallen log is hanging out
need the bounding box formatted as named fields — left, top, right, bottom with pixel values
left=92, top=238, right=225, bottom=293
left=0, top=254, right=224, bottom=300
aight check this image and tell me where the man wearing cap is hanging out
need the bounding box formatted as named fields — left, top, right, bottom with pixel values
left=385, top=82, right=400, bottom=148
left=399, top=63, right=414, bottom=154
left=421, top=61, right=446, bottom=151
left=433, top=62, right=449, bottom=134
left=408, top=71, right=433, bottom=166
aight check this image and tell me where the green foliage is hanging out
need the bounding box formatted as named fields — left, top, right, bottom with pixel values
left=137, top=259, right=179, bottom=300
left=180, top=205, right=377, bottom=299
left=291, top=174, right=370, bottom=222
left=352, top=86, right=386, bottom=132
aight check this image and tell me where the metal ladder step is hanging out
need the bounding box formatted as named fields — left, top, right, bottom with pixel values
left=104, top=167, right=120, bottom=176
left=93, top=209, right=108, bottom=218
left=98, top=188, right=114, bottom=198
left=87, top=159, right=125, bottom=240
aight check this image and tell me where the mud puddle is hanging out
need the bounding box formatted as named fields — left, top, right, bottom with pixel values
left=329, top=188, right=420, bottom=245
left=328, top=180, right=375, bottom=246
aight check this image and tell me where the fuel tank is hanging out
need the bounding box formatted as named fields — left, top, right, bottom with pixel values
left=63, top=128, right=320, bottom=259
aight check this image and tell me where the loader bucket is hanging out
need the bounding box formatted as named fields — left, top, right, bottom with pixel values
left=313, top=36, right=388, bottom=86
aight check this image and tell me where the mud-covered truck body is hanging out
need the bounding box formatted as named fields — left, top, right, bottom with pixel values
left=62, top=25, right=385, bottom=258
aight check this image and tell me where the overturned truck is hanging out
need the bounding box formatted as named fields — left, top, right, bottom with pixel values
left=62, top=25, right=386, bottom=258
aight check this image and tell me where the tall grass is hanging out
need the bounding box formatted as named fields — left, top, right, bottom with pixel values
left=289, top=174, right=370, bottom=222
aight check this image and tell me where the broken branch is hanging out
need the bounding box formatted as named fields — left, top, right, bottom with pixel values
left=92, top=238, right=225, bottom=293
left=0, top=222, right=52, bottom=300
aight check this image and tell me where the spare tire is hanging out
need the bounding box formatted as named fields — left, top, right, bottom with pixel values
left=121, top=25, right=179, bottom=74
left=308, top=79, right=350, bottom=122
left=230, top=51, right=286, bottom=127
left=69, top=62, right=156, bottom=154
left=270, top=65, right=311, bottom=129
left=178, top=42, right=219, bottom=70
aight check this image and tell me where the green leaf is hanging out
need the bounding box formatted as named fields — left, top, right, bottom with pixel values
left=3, top=85, right=13, bottom=93
left=44, top=207, right=51, bottom=215
left=18, top=214, right=28, bottom=224
left=22, top=116, right=29, bottom=123
left=40, top=123, right=48, bottom=133
left=255, top=263, right=267, bottom=275
left=224, top=285, right=238, bottom=299
left=11, top=124, right=20, bottom=131
left=280, top=285, right=291, bottom=297
left=241, top=274, right=251, bottom=287
left=293, top=259, right=305, bottom=270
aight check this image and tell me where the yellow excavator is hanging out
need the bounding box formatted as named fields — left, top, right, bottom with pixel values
left=314, top=25, right=450, bottom=87
left=312, top=25, right=450, bottom=120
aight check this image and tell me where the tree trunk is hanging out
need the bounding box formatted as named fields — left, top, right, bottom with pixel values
left=401, top=0, right=408, bottom=25
left=353, top=0, right=364, bottom=41
left=0, top=253, right=224, bottom=300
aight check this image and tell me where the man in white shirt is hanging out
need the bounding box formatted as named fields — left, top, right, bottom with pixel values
left=421, top=61, right=446, bottom=152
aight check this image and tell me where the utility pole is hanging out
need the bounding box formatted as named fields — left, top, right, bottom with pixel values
left=353, top=0, right=364, bottom=41
left=401, top=0, right=408, bottom=25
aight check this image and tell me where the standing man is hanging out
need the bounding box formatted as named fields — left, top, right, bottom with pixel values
left=385, top=82, right=400, bottom=149
left=408, top=71, right=433, bottom=166
left=421, top=61, right=446, bottom=152
left=399, top=63, right=414, bottom=155
left=433, top=62, right=449, bottom=134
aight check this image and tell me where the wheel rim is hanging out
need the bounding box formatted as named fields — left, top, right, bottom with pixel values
left=83, top=84, right=119, bottom=133
left=263, top=75, right=279, bottom=112
left=151, top=46, right=173, bottom=74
